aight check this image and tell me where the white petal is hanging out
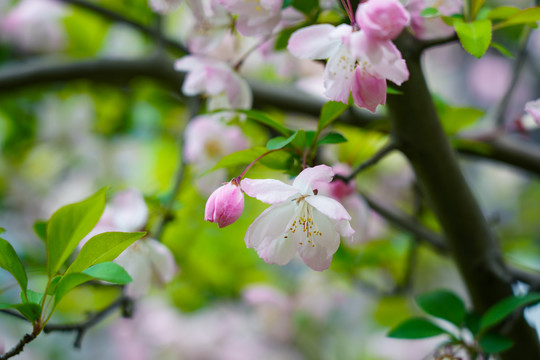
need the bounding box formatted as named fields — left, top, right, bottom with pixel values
left=287, top=24, right=341, bottom=60
left=147, top=238, right=178, bottom=284
left=257, top=232, right=297, bottom=266
left=305, top=195, right=351, bottom=221
left=241, top=178, right=298, bottom=204
left=323, top=45, right=356, bottom=104
left=245, top=202, right=296, bottom=248
left=297, top=208, right=339, bottom=271
left=292, top=164, right=334, bottom=195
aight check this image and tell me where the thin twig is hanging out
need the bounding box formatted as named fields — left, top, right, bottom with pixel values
left=494, top=29, right=531, bottom=128
left=360, top=192, right=449, bottom=254
left=43, top=296, right=133, bottom=349
left=0, top=309, right=27, bottom=321
left=336, top=141, right=397, bottom=183
left=0, top=333, right=38, bottom=360
left=57, top=0, right=187, bottom=53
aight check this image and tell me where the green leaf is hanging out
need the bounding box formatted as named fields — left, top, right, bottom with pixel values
left=387, top=87, right=404, bottom=95
left=82, top=262, right=132, bottom=285
left=318, top=101, right=349, bottom=131
left=22, top=289, right=43, bottom=305
left=237, top=110, right=292, bottom=136
left=471, top=0, right=487, bottom=19
left=55, top=273, right=93, bottom=305
left=33, top=220, right=47, bottom=243
left=0, top=228, right=4, bottom=234
left=266, top=131, right=298, bottom=150
left=496, top=7, right=540, bottom=28
left=487, top=6, right=520, bottom=20
left=465, top=312, right=482, bottom=335
left=46, top=188, right=107, bottom=277
left=66, top=231, right=145, bottom=275
left=0, top=238, right=28, bottom=294
left=491, top=42, right=514, bottom=58
left=439, top=107, right=484, bottom=135
left=480, top=293, right=540, bottom=331
left=317, top=132, right=347, bottom=145
left=421, top=7, right=440, bottom=17
left=291, top=0, right=318, bottom=15
left=388, top=317, right=449, bottom=339
left=282, top=0, right=293, bottom=8
left=416, top=290, right=466, bottom=327
left=454, top=19, right=492, bottom=58
left=0, top=303, right=41, bottom=322
left=479, top=333, right=514, bottom=354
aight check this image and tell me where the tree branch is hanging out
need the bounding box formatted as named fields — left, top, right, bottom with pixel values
left=336, top=141, right=397, bottom=182
left=57, top=0, right=188, bottom=53
left=360, top=192, right=448, bottom=254
left=0, top=333, right=38, bottom=360
left=43, top=296, right=133, bottom=349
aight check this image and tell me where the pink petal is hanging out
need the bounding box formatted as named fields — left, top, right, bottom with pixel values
left=292, top=165, right=334, bottom=195
left=304, top=195, right=352, bottom=221
left=204, top=181, right=244, bottom=228
left=351, top=68, right=387, bottom=113
left=241, top=178, right=298, bottom=204
left=525, top=99, right=540, bottom=124
left=356, top=0, right=410, bottom=41
left=287, top=24, right=341, bottom=60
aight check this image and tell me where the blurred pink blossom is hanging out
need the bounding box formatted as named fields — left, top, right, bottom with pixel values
left=242, top=165, right=354, bottom=271
left=0, top=0, right=67, bottom=53
left=217, top=0, right=282, bottom=37
left=525, top=98, right=540, bottom=124
left=407, top=0, right=462, bottom=40
left=467, top=55, right=511, bottom=104
left=185, top=0, right=232, bottom=55
left=175, top=55, right=252, bottom=110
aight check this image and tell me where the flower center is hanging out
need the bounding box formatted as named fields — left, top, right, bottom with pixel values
left=286, top=201, right=323, bottom=248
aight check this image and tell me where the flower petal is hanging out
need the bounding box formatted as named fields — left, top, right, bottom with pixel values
left=287, top=24, right=341, bottom=60
left=292, top=164, right=334, bottom=195
left=351, top=68, right=387, bottom=113
left=241, top=178, right=298, bottom=204
left=323, top=45, right=356, bottom=104
left=304, top=194, right=352, bottom=221
left=147, top=238, right=178, bottom=284
left=245, top=202, right=295, bottom=248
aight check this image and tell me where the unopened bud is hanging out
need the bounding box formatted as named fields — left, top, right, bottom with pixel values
left=204, top=179, right=244, bottom=228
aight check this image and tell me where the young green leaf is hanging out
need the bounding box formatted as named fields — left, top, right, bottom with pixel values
left=480, top=293, right=540, bottom=331
left=421, top=7, right=440, bottom=17
left=66, top=231, right=145, bottom=275
left=318, top=101, right=349, bottom=131
left=491, top=42, right=514, bottom=58
left=0, top=303, right=41, bottom=322
left=266, top=131, right=298, bottom=150
left=416, top=290, right=466, bottom=327
left=82, top=262, right=132, bottom=285
left=471, top=0, right=486, bottom=19
left=22, top=289, right=43, bottom=305
left=317, top=132, right=347, bottom=145
left=237, top=109, right=292, bottom=136
left=388, top=317, right=449, bottom=339
left=47, top=187, right=108, bottom=277
left=496, top=7, right=540, bottom=28
left=0, top=238, right=28, bottom=294
left=54, top=273, right=94, bottom=305
left=479, top=333, right=514, bottom=354
left=33, top=220, right=47, bottom=242
left=487, top=6, right=520, bottom=20
left=454, top=19, right=492, bottom=58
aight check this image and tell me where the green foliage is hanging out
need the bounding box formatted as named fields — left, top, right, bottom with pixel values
left=46, top=188, right=107, bottom=277
left=55, top=273, right=94, bottom=305
left=416, top=290, right=466, bottom=327
left=471, top=0, right=487, bottom=20
left=491, top=42, right=514, bottom=58
left=318, top=101, right=349, bottom=132
left=487, top=6, right=520, bottom=20
left=434, top=97, right=484, bottom=135
left=317, top=132, right=347, bottom=145
left=0, top=302, right=41, bottom=322
left=494, top=6, right=540, bottom=29
left=34, top=220, right=47, bottom=242
left=0, top=238, right=28, bottom=296
left=454, top=19, right=492, bottom=58
left=236, top=110, right=292, bottom=136
left=66, top=231, right=145, bottom=275
left=291, top=0, right=318, bottom=15
left=82, top=262, right=132, bottom=284
left=275, top=27, right=299, bottom=51
left=388, top=317, right=449, bottom=339
left=266, top=131, right=299, bottom=150
left=479, top=333, right=514, bottom=354
left=479, top=292, right=540, bottom=331
left=421, top=8, right=440, bottom=17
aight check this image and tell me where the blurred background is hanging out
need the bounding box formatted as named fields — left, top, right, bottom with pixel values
left=0, top=0, right=540, bottom=359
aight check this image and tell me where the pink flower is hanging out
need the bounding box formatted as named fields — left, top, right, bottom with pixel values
left=217, top=0, right=282, bottom=37
left=175, top=55, right=252, bottom=110
left=356, top=0, right=410, bottom=41
left=205, top=179, right=244, bottom=228
left=185, top=0, right=232, bottom=55
left=242, top=165, right=354, bottom=271
left=525, top=99, right=540, bottom=124
left=287, top=21, right=408, bottom=112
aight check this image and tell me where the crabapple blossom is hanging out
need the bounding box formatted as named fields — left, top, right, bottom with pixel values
left=287, top=20, right=408, bottom=112
left=175, top=55, right=252, bottom=110
left=242, top=165, right=354, bottom=271
left=406, top=0, right=462, bottom=40
left=184, top=0, right=232, bottom=55
left=148, top=0, right=182, bottom=13
left=525, top=99, right=540, bottom=124
left=356, top=0, right=410, bottom=41
left=83, top=189, right=177, bottom=297
left=205, top=178, right=244, bottom=228
left=0, top=0, right=67, bottom=53
left=217, top=0, right=282, bottom=37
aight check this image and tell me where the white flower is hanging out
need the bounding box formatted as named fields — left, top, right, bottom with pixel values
left=241, top=165, right=354, bottom=271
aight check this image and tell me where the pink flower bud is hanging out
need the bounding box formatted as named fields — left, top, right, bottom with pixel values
left=205, top=179, right=244, bottom=228
left=356, top=0, right=410, bottom=41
